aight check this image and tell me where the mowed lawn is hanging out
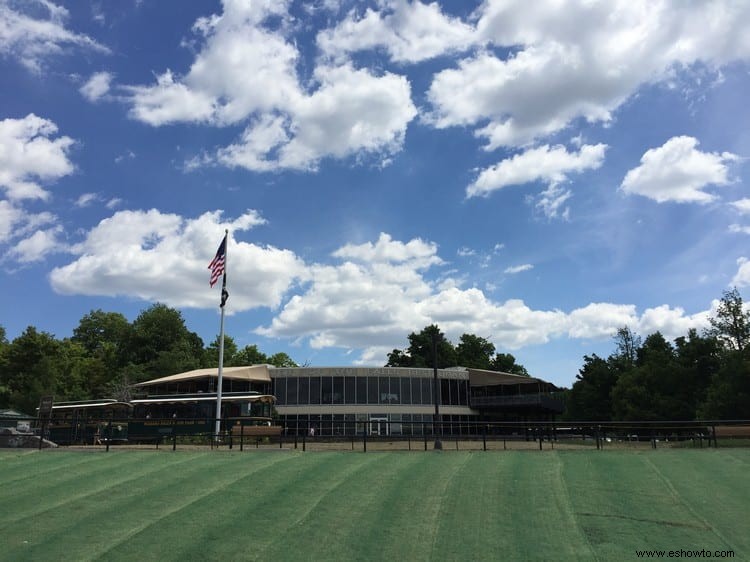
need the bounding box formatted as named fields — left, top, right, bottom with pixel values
left=0, top=449, right=748, bottom=561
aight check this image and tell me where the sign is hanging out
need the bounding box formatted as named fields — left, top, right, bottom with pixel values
left=38, top=395, right=54, bottom=419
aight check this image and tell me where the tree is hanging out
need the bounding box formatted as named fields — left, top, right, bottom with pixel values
left=204, top=334, right=238, bottom=367
left=125, top=304, right=204, bottom=380
left=232, top=344, right=269, bottom=366
left=563, top=354, right=618, bottom=420
left=491, top=353, right=529, bottom=376
left=385, top=325, right=456, bottom=368
left=456, top=334, right=495, bottom=369
left=707, top=288, right=750, bottom=352
left=72, top=309, right=131, bottom=359
left=611, top=326, right=641, bottom=370
left=268, top=352, right=298, bottom=368
left=0, top=327, right=62, bottom=413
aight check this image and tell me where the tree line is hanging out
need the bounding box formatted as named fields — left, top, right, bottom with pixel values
left=564, top=288, right=750, bottom=421
left=0, top=304, right=296, bottom=414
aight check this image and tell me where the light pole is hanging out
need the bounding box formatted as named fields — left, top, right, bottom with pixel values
left=432, top=332, right=442, bottom=450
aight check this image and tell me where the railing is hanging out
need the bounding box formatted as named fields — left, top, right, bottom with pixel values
left=2, top=416, right=749, bottom=452
left=469, top=394, right=564, bottom=411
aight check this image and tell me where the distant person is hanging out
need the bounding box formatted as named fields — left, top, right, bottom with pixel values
left=309, top=427, right=315, bottom=437
left=94, top=427, right=102, bottom=445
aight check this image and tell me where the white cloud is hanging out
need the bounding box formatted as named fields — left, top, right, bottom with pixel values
left=729, top=224, right=750, bottom=235
left=80, top=71, right=113, bottom=102
left=732, top=257, right=750, bottom=287
left=0, top=200, right=58, bottom=245
left=620, top=136, right=737, bottom=203
left=317, top=0, right=474, bottom=63
left=333, top=232, right=442, bottom=268
left=49, top=209, right=305, bottom=310
left=74, top=193, right=98, bottom=208
left=426, top=0, right=750, bottom=148
left=504, top=264, right=533, bottom=274
left=468, top=143, right=606, bottom=218
left=256, top=233, right=712, bottom=363
left=730, top=199, right=750, bottom=214
left=0, top=0, right=109, bottom=72
left=0, top=114, right=75, bottom=200
left=217, top=65, right=416, bottom=171
left=5, top=226, right=65, bottom=263
left=123, top=1, right=416, bottom=171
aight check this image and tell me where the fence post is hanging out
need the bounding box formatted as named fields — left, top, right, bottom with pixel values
left=595, top=426, right=600, bottom=450
left=482, top=425, right=487, bottom=452
left=240, top=424, right=244, bottom=452
left=302, top=431, right=306, bottom=452
left=538, top=426, right=543, bottom=451
left=712, top=425, right=717, bottom=448
left=106, top=420, right=112, bottom=452
left=363, top=429, right=367, bottom=453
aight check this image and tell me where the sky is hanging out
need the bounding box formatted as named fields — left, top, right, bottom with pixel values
left=1, top=0, right=750, bottom=388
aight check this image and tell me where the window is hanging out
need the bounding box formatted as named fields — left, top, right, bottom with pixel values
left=356, top=376, right=367, bottom=404
left=344, top=377, right=356, bottom=404
left=421, top=378, right=432, bottom=405
left=440, top=379, right=450, bottom=407
left=400, top=377, right=411, bottom=404
left=309, top=377, right=321, bottom=405
left=333, top=377, right=344, bottom=404
left=379, top=377, right=390, bottom=404
left=450, top=379, right=458, bottom=405
left=368, top=377, right=379, bottom=404
left=321, top=377, right=333, bottom=404
left=411, top=378, right=421, bottom=405
left=275, top=378, right=286, bottom=405
left=298, top=377, right=309, bottom=405
left=287, top=377, right=298, bottom=405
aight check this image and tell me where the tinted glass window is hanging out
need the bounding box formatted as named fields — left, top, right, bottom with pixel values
left=298, top=377, right=309, bottom=405
left=287, top=377, right=298, bottom=405
left=356, top=376, right=367, bottom=404
left=309, top=376, right=321, bottom=404
left=333, top=377, right=344, bottom=404
left=421, top=378, right=432, bottom=405
left=400, top=377, right=411, bottom=404
left=275, top=378, right=286, bottom=405
left=411, top=378, right=421, bottom=404
left=368, top=377, right=379, bottom=404
left=345, top=377, right=356, bottom=404
left=321, top=377, right=333, bottom=404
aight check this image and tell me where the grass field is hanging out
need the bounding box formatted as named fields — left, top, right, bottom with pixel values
left=1, top=449, right=748, bottom=561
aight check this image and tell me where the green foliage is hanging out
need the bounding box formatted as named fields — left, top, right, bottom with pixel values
left=0, top=305, right=298, bottom=412
left=707, top=287, right=750, bottom=352
left=568, top=290, right=750, bottom=421
left=386, top=325, right=529, bottom=374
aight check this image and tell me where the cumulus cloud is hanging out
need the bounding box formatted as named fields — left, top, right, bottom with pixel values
left=257, top=233, right=711, bottom=363
left=123, top=0, right=416, bottom=171
left=0, top=114, right=75, bottom=200
left=80, top=71, right=113, bottom=102
left=620, top=136, right=737, bottom=203
left=426, top=0, right=750, bottom=148
left=0, top=0, right=109, bottom=72
left=49, top=209, right=305, bottom=310
left=317, top=0, right=475, bottom=63
left=5, top=226, right=66, bottom=263
left=468, top=143, right=607, bottom=216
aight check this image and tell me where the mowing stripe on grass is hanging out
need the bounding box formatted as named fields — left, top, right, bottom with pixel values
left=1, top=449, right=747, bottom=561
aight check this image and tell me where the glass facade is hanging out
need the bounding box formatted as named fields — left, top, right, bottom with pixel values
left=273, top=374, right=469, bottom=407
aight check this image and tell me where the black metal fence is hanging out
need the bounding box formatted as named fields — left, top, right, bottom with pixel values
left=2, top=416, right=749, bottom=452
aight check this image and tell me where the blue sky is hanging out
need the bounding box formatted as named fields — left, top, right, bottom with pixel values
left=1, top=0, right=749, bottom=387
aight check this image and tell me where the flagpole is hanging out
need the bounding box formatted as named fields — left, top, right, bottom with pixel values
left=214, top=229, right=228, bottom=440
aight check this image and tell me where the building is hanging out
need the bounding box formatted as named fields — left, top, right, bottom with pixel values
left=134, top=365, right=563, bottom=437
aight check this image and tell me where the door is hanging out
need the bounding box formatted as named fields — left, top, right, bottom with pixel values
left=369, top=417, right=388, bottom=436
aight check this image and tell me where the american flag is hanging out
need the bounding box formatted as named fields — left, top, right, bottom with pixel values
left=208, top=234, right=226, bottom=287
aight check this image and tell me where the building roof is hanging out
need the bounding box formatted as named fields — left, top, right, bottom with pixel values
left=134, top=365, right=272, bottom=387
left=467, top=368, right=558, bottom=389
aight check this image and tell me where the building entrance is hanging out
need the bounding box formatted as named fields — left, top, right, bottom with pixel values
left=369, top=416, right=388, bottom=436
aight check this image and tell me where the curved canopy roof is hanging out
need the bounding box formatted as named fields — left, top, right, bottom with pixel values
left=134, top=365, right=272, bottom=387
